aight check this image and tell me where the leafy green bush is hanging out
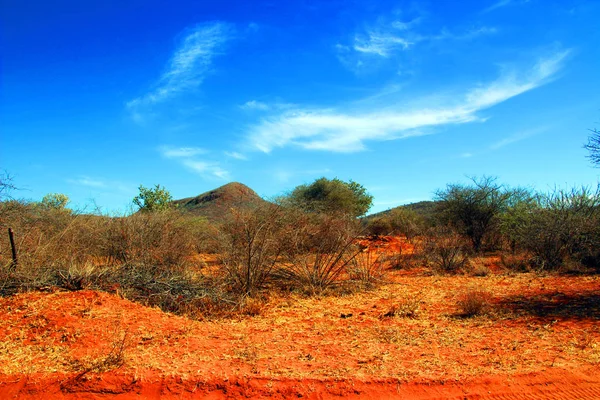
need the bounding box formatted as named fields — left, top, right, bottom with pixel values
left=133, top=184, right=173, bottom=212
left=435, top=176, right=514, bottom=252
left=286, top=177, right=373, bottom=217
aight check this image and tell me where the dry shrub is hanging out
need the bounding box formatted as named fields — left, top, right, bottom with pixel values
left=103, top=210, right=199, bottom=267
left=381, top=295, right=421, bottom=319
left=468, top=258, right=491, bottom=277
left=62, top=327, right=129, bottom=391
left=348, top=248, right=386, bottom=287
left=217, top=204, right=289, bottom=296
left=278, top=212, right=363, bottom=294
left=423, top=227, right=471, bottom=274
left=500, top=253, right=530, bottom=272
left=389, top=239, right=427, bottom=270
left=0, top=202, right=206, bottom=285
left=0, top=201, right=108, bottom=271
left=456, top=289, right=491, bottom=317
left=238, top=296, right=267, bottom=317
left=108, top=263, right=238, bottom=319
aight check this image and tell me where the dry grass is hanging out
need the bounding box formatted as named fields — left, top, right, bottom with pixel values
left=1, top=273, right=599, bottom=382
left=456, top=288, right=492, bottom=317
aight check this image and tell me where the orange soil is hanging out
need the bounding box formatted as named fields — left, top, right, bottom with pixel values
left=2, top=236, right=600, bottom=399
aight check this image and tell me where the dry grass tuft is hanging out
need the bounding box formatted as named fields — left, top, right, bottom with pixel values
left=456, top=288, right=492, bottom=317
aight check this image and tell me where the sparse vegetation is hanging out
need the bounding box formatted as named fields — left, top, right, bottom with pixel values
left=585, top=127, right=600, bottom=166
left=435, top=176, right=513, bottom=252
left=278, top=212, right=363, bottom=294
left=133, top=184, right=174, bottom=212
left=456, top=288, right=491, bottom=317
left=423, top=227, right=471, bottom=274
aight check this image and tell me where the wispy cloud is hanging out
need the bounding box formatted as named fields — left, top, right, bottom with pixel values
left=68, top=176, right=107, bottom=188
left=431, top=26, right=498, bottom=41
left=490, top=126, right=549, bottom=150
left=482, top=0, right=530, bottom=14
left=225, top=151, right=248, bottom=160
left=127, top=21, right=233, bottom=117
left=247, top=50, right=570, bottom=153
left=346, top=17, right=420, bottom=59
left=271, top=168, right=332, bottom=184
left=159, top=146, right=208, bottom=158
left=338, top=16, right=497, bottom=73
left=353, top=31, right=414, bottom=57
left=182, top=160, right=230, bottom=180
left=158, top=145, right=229, bottom=180
left=240, top=100, right=270, bottom=111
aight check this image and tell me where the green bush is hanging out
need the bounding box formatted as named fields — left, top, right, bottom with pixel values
left=510, top=186, right=600, bottom=271
left=286, top=177, right=373, bottom=217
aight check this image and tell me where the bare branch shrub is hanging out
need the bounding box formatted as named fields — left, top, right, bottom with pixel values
left=217, top=204, right=289, bottom=296
left=347, top=247, right=386, bottom=287
left=423, top=227, right=471, bottom=274
left=510, top=186, right=600, bottom=271
left=278, top=212, right=363, bottom=294
left=103, top=210, right=198, bottom=267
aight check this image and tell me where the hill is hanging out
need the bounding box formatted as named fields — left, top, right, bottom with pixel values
left=173, top=182, right=268, bottom=221
left=364, top=200, right=439, bottom=222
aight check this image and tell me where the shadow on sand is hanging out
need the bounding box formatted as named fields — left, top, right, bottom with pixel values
left=497, top=290, right=600, bottom=320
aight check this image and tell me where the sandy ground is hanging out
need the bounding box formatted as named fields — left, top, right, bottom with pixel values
left=1, top=237, right=599, bottom=399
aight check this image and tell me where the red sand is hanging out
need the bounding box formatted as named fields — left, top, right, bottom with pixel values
left=2, top=237, right=599, bottom=399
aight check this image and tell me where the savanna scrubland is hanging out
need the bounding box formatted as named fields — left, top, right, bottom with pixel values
left=1, top=175, right=600, bottom=399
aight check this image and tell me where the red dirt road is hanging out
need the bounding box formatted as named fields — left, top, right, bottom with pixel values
left=3, top=367, right=600, bottom=399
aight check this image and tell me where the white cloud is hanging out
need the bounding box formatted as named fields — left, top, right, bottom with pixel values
left=158, top=145, right=229, bottom=180
left=353, top=32, right=414, bottom=57
left=127, top=21, right=233, bottom=116
left=159, top=146, right=208, bottom=158
left=182, top=160, right=230, bottom=180
left=343, top=16, right=496, bottom=63
left=225, top=151, right=248, bottom=160
left=432, top=26, right=498, bottom=41
left=240, top=100, right=270, bottom=111
left=337, top=17, right=497, bottom=75
left=490, top=126, right=549, bottom=150
left=68, top=176, right=106, bottom=188
left=247, top=51, right=571, bottom=153
left=482, top=0, right=530, bottom=14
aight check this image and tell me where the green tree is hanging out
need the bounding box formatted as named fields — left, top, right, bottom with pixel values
left=435, top=176, right=513, bottom=252
left=287, top=177, right=373, bottom=217
left=41, top=193, right=70, bottom=209
left=133, top=184, right=173, bottom=212
left=388, top=208, right=425, bottom=242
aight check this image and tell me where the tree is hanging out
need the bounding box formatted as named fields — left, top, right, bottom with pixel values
left=133, top=184, right=173, bottom=212
left=584, top=128, right=600, bottom=166
left=388, top=208, right=425, bottom=242
left=41, top=193, right=70, bottom=210
left=510, top=186, right=600, bottom=270
left=0, top=171, right=17, bottom=201
left=287, top=177, right=373, bottom=217
left=435, top=176, right=513, bottom=252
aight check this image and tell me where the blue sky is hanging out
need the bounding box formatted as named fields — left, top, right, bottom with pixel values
left=1, top=0, right=599, bottom=214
